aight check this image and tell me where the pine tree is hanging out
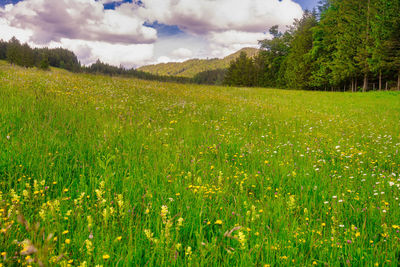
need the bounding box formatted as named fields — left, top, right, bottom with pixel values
left=6, top=37, right=21, bottom=65
left=284, top=11, right=318, bottom=90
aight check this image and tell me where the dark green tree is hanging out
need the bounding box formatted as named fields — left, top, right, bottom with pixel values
left=224, top=52, right=255, bottom=87
left=6, top=37, right=21, bottom=65
left=284, top=11, right=318, bottom=90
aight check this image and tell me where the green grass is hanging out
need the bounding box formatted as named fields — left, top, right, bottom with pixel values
left=1, top=61, right=400, bottom=266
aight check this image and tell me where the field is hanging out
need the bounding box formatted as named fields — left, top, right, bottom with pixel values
left=1, top=61, right=400, bottom=266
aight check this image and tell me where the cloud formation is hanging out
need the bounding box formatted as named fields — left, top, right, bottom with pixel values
left=137, top=0, right=303, bottom=34
left=0, top=0, right=303, bottom=67
left=2, top=0, right=156, bottom=44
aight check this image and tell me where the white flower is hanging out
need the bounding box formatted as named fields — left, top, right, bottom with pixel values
left=389, top=182, right=394, bottom=187
left=6, top=135, right=10, bottom=140
left=332, top=196, right=337, bottom=199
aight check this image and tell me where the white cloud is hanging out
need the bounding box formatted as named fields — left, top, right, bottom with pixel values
left=137, top=0, right=303, bottom=34
left=206, top=30, right=270, bottom=58
left=0, top=17, right=32, bottom=43
left=0, top=0, right=303, bottom=67
left=2, top=0, right=156, bottom=44
left=49, top=38, right=155, bottom=68
left=171, top=48, right=193, bottom=59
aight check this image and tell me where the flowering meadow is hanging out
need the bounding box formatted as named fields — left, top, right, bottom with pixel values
left=0, top=61, right=400, bottom=266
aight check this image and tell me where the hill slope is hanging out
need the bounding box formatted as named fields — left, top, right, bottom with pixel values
left=138, top=47, right=259, bottom=78
left=1, top=62, right=400, bottom=265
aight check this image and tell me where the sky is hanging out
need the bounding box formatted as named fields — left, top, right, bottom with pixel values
left=0, top=0, right=318, bottom=68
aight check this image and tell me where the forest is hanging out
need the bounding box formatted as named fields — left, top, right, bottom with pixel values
left=226, top=0, right=400, bottom=91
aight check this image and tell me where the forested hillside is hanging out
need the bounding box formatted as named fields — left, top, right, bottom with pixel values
left=138, top=48, right=258, bottom=78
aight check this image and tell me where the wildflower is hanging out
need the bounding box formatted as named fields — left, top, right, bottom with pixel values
left=215, top=220, right=223, bottom=225
left=177, top=217, right=184, bottom=227
left=237, top=231, right=246, bottom=249
left=161, top=205, right=169, bottom=224
left=185, top=246, right=192, bottom=258
left=65, top=239, right=71, bottom=244
left=117, top=194, right=124, bottom=209
left=84, top=240, right=93, bottom=255
left=103, top=254, right=110, bottom=260
left=287, top=195, right=296, bottom=211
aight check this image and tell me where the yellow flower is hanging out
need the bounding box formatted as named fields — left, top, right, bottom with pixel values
left=65, top=239, right=71, bottom=244
left=214, top=220, right=222, bottom=225
left=116, top=236, right=122, bottom=241
left=62, top=230, right=69, bottom=235
left=103, top=254, right=110, bottom=260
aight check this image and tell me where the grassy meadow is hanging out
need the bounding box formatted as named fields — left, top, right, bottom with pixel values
left=1, top=61, right=400, bottom=266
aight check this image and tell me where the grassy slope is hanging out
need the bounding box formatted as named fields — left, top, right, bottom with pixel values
left=1, top=61, right=400, bottom=266
left=138, top=47, right=259, bottom=78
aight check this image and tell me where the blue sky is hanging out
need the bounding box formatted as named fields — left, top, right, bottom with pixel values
left=0, top=0, right=311, bottom=67
left=294, top=0, right=319, bottom=10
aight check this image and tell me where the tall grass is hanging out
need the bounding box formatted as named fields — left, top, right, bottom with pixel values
left=0, top=61, right=400, bottom=266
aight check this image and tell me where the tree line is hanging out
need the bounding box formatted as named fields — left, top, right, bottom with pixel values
left=2, top=0, right=399, bottom=92
left=225, top=0, right=400, bottom=91
left=0, top=37, right=196, bottom=84
left=1, top=37, right=80, bottom=71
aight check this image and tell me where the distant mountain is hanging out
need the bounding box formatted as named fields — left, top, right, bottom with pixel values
left=138, top=47, right=259, bottom=78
